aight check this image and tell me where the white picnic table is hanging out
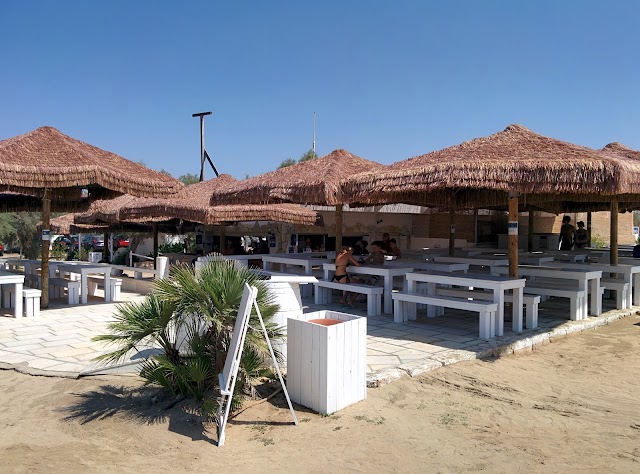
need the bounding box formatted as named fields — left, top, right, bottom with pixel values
left=56, top=262, right=112, bottom=304
left=322, top=263, right=414, bottom=314
left=0, top=269, right=24, bottom=318
left=432, top=255, right=509, bottom=270
left=405, top=271, right=526, bottom=336
left=544, top=261, right=640, bottom=309
left=385, top=260, right=469, bottom=273
left=492, top=265, right=603, bottom=318
left=262, top=255, right=321, bottom=297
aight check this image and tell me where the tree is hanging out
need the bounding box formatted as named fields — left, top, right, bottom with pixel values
left=178, top=173, right=200, bottom=185
left=277, top=158, right=297, bottom=169
left=14, top=213, right=40, bottom=258
left=93, top=260, right=283, bottom=415
left=297, top=149, right=318, bottom=163
left=277, top=149, right=318, bottom=169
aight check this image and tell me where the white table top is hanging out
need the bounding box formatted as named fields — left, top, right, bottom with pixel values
left=407, top=270, right=525, bottom=289
left=433, top=256, right=510, bottom=267
left=322, top=263, right=414, bottom=276
left=493, top=265, right=602, bottom=280
left=0, top=269, right=25, bottom=283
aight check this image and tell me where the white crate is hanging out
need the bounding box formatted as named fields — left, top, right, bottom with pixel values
left=287, top=310, right=366, bottom=414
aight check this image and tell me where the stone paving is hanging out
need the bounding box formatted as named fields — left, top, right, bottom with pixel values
left=0, top=289, right=635, bottom=386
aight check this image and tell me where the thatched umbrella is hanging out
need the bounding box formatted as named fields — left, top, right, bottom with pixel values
left=78, top=174, right=319, bottom=258
left=341, top=124, right=640, bottom=275
left=210, top=149, right=385, bottom=249
left=0, top=126, right=183, bottom=307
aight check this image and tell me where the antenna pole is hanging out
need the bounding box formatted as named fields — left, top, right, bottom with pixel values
left=192, top=111, right=212, bottom=182
left=312, top=112, right=316, bottom=156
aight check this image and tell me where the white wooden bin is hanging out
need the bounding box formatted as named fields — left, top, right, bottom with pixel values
left=287, top=310, right=366, bottom=415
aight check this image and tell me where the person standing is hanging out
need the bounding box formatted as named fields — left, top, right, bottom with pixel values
left=559, top=216, right=576, bottom=250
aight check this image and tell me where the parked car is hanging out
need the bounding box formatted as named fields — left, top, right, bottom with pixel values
left=0, top=243, right=4, bottom=256
left=52, top=235, right=78, bottom=251
left=113, top=235, right=130, bottom=249
left=82, top=235, right=105, bottom=252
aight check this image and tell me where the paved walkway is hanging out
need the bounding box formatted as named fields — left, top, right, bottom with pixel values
left=0, top=290, right=635, bottom=385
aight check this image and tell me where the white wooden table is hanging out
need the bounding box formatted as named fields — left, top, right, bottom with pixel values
left=322, top=263, right=414, bottom=314
left=0, top=270, right=24, bottom=318
left=405, top=271, right=525, bottom=336
left=433, top=255, right=509, bottom=271
left=385, top=260, right=469, bottom=273
left=544, top=262, right=640, bottom=309
left=262, top=255, right=319, bottom=297
left=493, top=265, right=602, bottom=317
left=56, top=263, right=112, bottom=304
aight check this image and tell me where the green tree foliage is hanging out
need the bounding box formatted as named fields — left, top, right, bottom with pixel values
left=93, top=260, right=283, bottom=417
left=178, top=173, right=200, bottom=185
left=277, top=149, right=318, bottom=169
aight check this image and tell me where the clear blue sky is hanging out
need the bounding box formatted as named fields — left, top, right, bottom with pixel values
left=1, top=1, right=639, bottom=180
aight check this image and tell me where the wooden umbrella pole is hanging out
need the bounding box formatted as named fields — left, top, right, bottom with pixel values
left=153, top=223, right=159, bottom=269
left=527, top=209, right=535, bottom=252
left=41, top=188, right=51, bottom=309
left=508, top=193, right=519, bottom=278
left=448, top=206, right=455, bottom=257
left=587, top=211, right=592, bottom=247
left=610, top=200, right=618, bottom=266
left=219, top=224, right=226, bottom=253
left=335, top=204, right=343, bottom=250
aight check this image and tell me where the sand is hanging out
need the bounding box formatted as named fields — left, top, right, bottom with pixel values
left=1, top=313, right=639, bottom=473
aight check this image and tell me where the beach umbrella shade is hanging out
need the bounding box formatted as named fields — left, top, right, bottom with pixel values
left=210, top=149, right=386, bottom=249
left=341, top=124, right=640, bottom=274
left=0, top=126, right=183, bottom=307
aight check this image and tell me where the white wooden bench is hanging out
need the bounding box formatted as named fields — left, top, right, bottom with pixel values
left=49, top=278, right=80, bottom=305
left=314, top=280, right=383, bottom=316
left=392, top=291, right=498, bottom=339
left=435, top=287, right=540, bottom=330
left=1, top=287, right=42, bottom=317
left=521, top=282, right=585, bottom=321
left=600, top=277, right=629, bottom=309
left=87, top=275, right=123, bottom=301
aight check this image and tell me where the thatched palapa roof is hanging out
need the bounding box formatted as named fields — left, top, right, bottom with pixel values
left=210, top=149, right=386, bottom=206
left=83, top=174, right=319, bottom=226
left=0, top=126, right=183, bottom=199
left=341, top=124, right=640, bottom=210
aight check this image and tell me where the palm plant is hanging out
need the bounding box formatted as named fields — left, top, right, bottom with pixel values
left=93, top=260, right=282, bottom=410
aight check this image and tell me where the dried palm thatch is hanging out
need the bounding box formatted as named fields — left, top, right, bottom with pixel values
left=82, top=174, right=320, bottom=226
left=43, top=213, right=191, bottom=234
left=210, top=149, right=386, bottom=206
left=0, top=126, right=183, bottom=199
left=341, top=124, right=640, bottom=210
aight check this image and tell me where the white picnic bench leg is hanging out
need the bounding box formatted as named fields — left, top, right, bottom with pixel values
left=426, top=282, right=437, bottom=318
left=512, top=288, right=523, bottom=333
left=14, top=282, right=23, bottom=319
left=104, top=272, right=111, bottom=302
left=393, top=299, right=403, bottom=323
left=633, top=273, right=640, bottom=306
left=366, top=295, right=375, bottom=316
left=383, top=276, right=392, bottom=314
left=493, top=290, right=505, bottom=337
left=314, top=285, right=321, bottom=305
left=625, top=273, right=632, bottom=309
left=570, top=295, right=579, bottom=321
left=479, top=310, right=492, bottom=339
left=375, top=294, right=381, bottom=316
left=80, top=273, right=88, bottom=304
left=526, top=299, right=539, bottom=329
left=589, top=277, right=601, bottom=315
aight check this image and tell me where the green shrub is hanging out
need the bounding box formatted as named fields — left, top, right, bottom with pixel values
left=590, top=233, right=607, bottom=248
left=50, top=243, right=70, bottom=260
left=92, top=260, right=282, bottom=418
left=159, top=242, right=185, bottom=253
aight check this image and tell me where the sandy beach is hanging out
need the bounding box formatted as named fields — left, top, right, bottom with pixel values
left=1, top=312, right=639, bottom=473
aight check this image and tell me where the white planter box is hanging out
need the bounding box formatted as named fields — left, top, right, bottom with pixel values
left=287, top=310, right=366, bottom=414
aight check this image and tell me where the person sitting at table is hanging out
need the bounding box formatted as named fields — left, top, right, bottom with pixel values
left=381, top=233, right=392, bottom=254
left=332, top=246, right=361, bottom=306
left=388, top=238, right=402, bottom=259
left=353, top=240, right=369, bottom=257
left=361, top=241, right=386, bottom=265
left=574, top=221, right=589, bottom=249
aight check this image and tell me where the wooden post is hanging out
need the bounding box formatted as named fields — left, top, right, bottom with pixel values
left=103, top=231, right=109, bottom=261
left=610, top=200, right=618, bottom=265
left=335, top=204, right=343, bottom=250
left=153, top=223, right=159, bottom=269
left=527, top=209, right=535, bottom=252
left=448, top=207, right=456, bottom=256
left=41, top=189, right=51, bottom=309
left=587, top=211, right=592, bottom=247
left=219, top=224, right=226, bottom=253
left=508, top=193, right=519, bottom=278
